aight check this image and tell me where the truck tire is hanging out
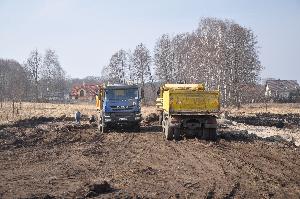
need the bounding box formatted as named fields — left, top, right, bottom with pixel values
left=196, top=128, right=203, bottom=139
left=174, top=128, right=180, bottom=140
left=133, top=122, right=141, bottom=132
left=209, top=128, right=217, bottom=141
left=164, top=123, right=174, bottom=140
left=98, top=116, right=106, bottom=133
left=202, top=128, right=210, bottom=140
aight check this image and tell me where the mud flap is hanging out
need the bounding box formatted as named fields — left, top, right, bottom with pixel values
left=132, top=122, right=141, bottom=132
left=196, top=128, right=204, bottom=139
left=174, top=128, right=180, bottom=140
left=209, top=128, right=217, bottom=141
left=164, top=123, right=174, bottom=140
left=202, top=128, right=210, bottom=140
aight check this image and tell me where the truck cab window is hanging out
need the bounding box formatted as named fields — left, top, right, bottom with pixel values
left=115, top=89, right=125, bottom=96
left=106, top=89, right=138, bottom=100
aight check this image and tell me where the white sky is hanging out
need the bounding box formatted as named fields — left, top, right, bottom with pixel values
left=0, top=0, right=299, bottom=82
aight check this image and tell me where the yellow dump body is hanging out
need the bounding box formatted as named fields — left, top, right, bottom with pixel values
left=163, top=84, right=205, bottom=91
left=159, top=84, right=220, bottom=115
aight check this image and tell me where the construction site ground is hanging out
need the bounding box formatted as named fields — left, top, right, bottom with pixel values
left=0, top=103, right=299, bottom=199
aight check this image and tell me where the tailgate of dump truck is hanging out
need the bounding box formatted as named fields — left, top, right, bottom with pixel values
left=164, top=90, right=220, bottom=114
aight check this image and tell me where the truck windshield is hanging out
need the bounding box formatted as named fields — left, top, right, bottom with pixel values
left=105, top=88, right=138, bottom=100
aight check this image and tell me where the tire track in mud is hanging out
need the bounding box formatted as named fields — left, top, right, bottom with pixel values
left=161, top=132, right=297, bottom=197
left=165, top=140, right=239, bottom=198
left=155, top=140, right=216, bottom=198
left=160, top=138, right=300, bottom=198
left=1, top=120, right=300, bottom=198
left=211, top=141, right=300, bottom=198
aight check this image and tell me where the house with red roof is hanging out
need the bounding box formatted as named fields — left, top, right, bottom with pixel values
left=70, top=83, right=99, bottom=101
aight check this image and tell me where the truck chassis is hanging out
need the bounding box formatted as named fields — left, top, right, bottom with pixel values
left=161, top=112, right=218, bottom=141
left=98, top=110, right=141, bottom=133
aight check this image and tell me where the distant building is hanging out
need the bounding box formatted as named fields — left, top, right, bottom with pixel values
left=240, top=83, right=265, bottom=103
left=265, top=79, right=299, bottom=101
left=70, top=83, right=99, bottom=101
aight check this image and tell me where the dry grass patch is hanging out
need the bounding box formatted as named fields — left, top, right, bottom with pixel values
left=0, top=102, right=156, bottom=125
left=0, top=102, right=96, bottom=124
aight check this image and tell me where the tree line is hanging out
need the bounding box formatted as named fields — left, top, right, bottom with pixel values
left=101, top=44, right=153, bottom=88
left=102, top=17, right=263, bottom=106
left=1, top=17, right=263, bottom=107
left=0, top=49, right=67, bottom=105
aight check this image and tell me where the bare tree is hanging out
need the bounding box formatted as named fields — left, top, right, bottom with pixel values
left=0, top=59, right=28, bottom=113
left=102, top=49, right=129, bottom=84
left=130, top=43, right=152, bottom=87
left=153, top=17, right=262, bottom=106
left=41, top=49, right=66, bottom=100
left=100, top=65, right=110, bottom=82
left=0, top=60, right=7, bottom=107
left=101, top=17, right=262, bottom=107
left=25, top=50, right=42, bottom=101
left=154, top=34, right=174, bottom=83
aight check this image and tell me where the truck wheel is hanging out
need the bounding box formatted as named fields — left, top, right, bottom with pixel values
left=164, top=123, right=174, bottom=140
left=133, top=122, right=141, bottom=132
left=174, top=128, right=180, bottom=140
left=196, top=128, right=203, bottom=139
left=202, top=128, right=210, bottom=140
left=209, top=128, right=217, bottom=141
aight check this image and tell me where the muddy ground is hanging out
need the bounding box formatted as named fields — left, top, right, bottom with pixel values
left=0, top=114, right=300, bottom=199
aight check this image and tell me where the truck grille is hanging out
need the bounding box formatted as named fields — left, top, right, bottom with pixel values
left=110, top=105, right=134, bottom=111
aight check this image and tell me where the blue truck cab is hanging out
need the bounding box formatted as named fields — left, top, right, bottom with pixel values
left=96, top=84, right=142, bottom=132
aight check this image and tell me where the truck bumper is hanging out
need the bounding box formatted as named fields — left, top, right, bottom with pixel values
left=170, top=123, right=217, bottom=129
left=103, top=112, right=142, bottom=123
left=204, top=124, right=218, bottom=128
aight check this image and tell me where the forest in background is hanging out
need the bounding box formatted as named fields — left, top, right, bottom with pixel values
left=0, top=17, right=263, bottom=106
left=101, top=18, right=262, bottom=106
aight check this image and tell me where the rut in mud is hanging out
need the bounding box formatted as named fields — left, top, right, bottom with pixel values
left=228, top=113, right=300, bottom=128
left=0, top=117, right=299, bottom=199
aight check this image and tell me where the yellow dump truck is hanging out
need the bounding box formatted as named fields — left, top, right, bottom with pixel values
left=156, top=84, right=220, bottom=140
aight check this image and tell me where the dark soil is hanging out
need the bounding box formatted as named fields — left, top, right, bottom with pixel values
left=228, top=113, right=300, bottom=128
left=0, top=118, right=299, bottom=198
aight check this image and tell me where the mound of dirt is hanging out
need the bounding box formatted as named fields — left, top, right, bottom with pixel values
left=0, top=122, right=99, bottom=150
left=22, top=193, right=56, bottom=199
left=85, top=181, right=112, bottom=197
left=218, top=129, right=295, bottom=146
left=13, top=116, right=57, bottom=127
left=228, top=112, right=300, bottom=128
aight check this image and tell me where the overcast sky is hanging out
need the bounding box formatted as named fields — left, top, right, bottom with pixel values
left=0, top=0, right=299, bottom=82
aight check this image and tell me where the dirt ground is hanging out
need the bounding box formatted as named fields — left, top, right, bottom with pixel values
left=0, top=103, right=300, bottom=198
left=0, top=102, right=96, bottom=125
